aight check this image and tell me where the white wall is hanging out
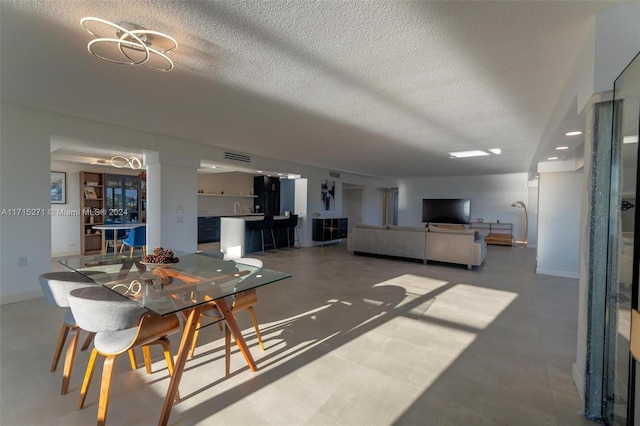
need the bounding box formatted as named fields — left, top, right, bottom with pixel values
left=148, top=163, right=198, bottom=253
left=399, top=173, right=531, bottom=237
left=146, top=136, right=201, bottom=253
left=197, top=172, right=256, bottom=216
left=50, top=162, right=83, bottom=257
left=537, top=171, right=583, bottom=278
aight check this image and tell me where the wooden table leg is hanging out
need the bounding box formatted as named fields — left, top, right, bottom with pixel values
left=215, top=298, right=257, bottom=372
left=157, top=305, right=204, bottom=426
left=157, top=298, right=258, bottom=425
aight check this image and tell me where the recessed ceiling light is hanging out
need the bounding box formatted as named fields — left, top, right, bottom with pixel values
left=449, top=150, right=490, bottom=158
left=547, top=156, right=559, bottom=160
left=564, top=131, right=583, bottom=136
left=555, top=146, right=569, bottom=150
left=623, top=135, right=639, bottom=144
left=256, top=170, right=263, bottom=173
left=488, top=148, right=502, bottom=155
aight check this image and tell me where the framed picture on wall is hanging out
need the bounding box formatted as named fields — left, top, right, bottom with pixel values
left=50, top=171, right=66, bottom=204
left=321, top=179, right=335, bottom=211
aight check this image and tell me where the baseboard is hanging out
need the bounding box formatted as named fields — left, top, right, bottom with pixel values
left=52, top=249, right=81, bottom=258
left=0, top=288, right=43, bottom=305
left=536, top=268, right=579, bottom=279
left=572, top=362, right=585, bottom=403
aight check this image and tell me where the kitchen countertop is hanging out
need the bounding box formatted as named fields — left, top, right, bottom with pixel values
left=198, top=213, right=264, bottom=218
left=222, top=215, right=289, bottom=221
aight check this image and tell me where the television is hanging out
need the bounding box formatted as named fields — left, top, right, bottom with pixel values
left=422, top=198, right=471, bottom=224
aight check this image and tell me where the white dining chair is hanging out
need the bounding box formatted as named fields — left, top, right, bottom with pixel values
left=68, top=286, right=180, bottom=426
left=39, top=271, right=100, bottom=395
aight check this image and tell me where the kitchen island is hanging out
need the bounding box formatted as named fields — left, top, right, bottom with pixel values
left=198, top=213, right=265, bottom=243
left=220, top=215, right=291, bottom=257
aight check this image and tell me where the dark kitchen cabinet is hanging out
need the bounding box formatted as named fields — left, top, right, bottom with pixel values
left=198, top=216, right=221, bottom=243
left=253, top=176, right=280, bottom=216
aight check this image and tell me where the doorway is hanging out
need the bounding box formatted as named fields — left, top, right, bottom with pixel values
left=382, top=188, right=398, bottom=226
left=342, top=183, right=363, bottom=233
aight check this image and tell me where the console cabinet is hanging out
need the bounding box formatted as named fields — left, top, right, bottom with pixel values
left=470, top=222, right=513, bottom=246
left=312, top=218, right=348, bottom=242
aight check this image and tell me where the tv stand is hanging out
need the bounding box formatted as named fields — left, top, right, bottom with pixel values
left=470, top=222, right=513, bottom=246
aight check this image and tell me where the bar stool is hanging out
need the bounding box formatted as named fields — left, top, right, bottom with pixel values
left=259, top=215, right=277, bottom=253
left=39, top=271, right=100, bottom=395
left=68, top=286, right=180, bottom=426
left=287, top=214, right=301, bottom=249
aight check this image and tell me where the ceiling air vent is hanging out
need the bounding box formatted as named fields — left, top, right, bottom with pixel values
left=329, top=171, right=341, bottom=179
left=224, top=152, right=251, bottom=163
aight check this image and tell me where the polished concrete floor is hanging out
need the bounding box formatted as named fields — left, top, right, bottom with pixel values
left=0, top=243, right=597, bottom=425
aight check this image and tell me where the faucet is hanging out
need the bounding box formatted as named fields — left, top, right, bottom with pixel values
left=234, top=202, right=241, bottom=214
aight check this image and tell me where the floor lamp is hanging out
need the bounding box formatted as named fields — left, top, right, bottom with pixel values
left=510, top=201, right=528, bottom=247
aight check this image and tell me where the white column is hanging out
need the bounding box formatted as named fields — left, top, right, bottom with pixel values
left=145, top=138, right=200, bottom=253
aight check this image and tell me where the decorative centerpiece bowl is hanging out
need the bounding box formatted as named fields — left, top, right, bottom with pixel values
left=141, top=247, right=180, bottom=269
left=140, top=262, right=176, bottom=269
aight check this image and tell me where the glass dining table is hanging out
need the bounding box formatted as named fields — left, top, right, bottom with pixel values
left=59, top=249, right=291, bottom=426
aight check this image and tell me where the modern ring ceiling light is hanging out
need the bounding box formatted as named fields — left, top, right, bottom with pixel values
left=80, top=17, right=177, bottom=72
left=110, top=156, right=142, bottom=169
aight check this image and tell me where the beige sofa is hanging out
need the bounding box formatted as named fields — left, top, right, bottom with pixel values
left=425, top=224, right=486, bottom=269
left=348, top=224, right=428, bottom=262
left=348, top=223, right=486, bottom=269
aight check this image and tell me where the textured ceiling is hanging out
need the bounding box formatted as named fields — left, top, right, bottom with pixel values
left=0, top=1, right=616, bottom=178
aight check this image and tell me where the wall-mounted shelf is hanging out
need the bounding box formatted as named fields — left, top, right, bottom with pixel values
left=197, top=193, right=257, bottom=198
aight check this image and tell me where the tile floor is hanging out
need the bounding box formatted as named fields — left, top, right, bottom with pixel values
left=0, top=243, right=597, bottom=425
